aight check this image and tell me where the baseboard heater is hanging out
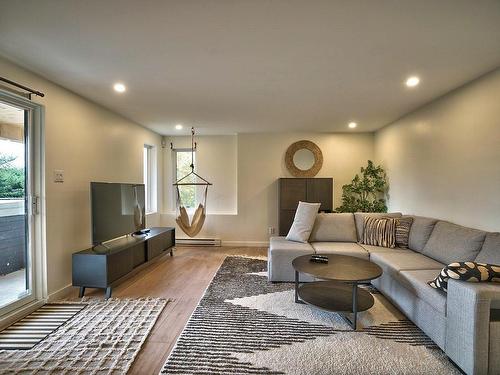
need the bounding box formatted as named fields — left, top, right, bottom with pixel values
left=175, top=238, right=222, bottom=247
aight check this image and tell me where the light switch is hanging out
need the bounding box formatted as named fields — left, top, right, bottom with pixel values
left=54, top=170, right=64, bottom=183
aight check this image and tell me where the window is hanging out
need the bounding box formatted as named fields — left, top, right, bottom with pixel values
left=143, top=145, right=155, bottom=213
left=174, top=149, right=196, bottom=209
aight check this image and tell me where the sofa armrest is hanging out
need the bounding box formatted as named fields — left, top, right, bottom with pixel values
left=446, top=279, right=500, bottom=375
left=267, top=237, right=314, bottom=282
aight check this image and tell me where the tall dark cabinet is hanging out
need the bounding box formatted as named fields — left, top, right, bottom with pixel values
left=278, top=178, right=333, bottom=235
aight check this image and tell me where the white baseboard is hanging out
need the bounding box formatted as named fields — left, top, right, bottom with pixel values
left=48, top=284, right=74, bottom=302
left=222, top=240, right=269, bottom=247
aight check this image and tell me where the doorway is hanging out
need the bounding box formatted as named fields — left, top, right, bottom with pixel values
left=0, top=90, right=45, bottom=318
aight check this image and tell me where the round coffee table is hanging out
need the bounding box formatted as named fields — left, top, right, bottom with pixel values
left=292, top=254, right=382, bottom=330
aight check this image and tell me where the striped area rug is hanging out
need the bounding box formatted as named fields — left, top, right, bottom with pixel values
left=0, top=303, right=86, bottom=350
left=161, top=256, right=460, bottom=374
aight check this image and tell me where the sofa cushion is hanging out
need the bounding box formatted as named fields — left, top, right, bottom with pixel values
left=398, top=269, right=447, bottom=314
left=309, top=213, right=357, bottom=242
left=268, top=237, right=315, bottom=282
left=286, top=201, right=321, bottom=243
left=422, top=222, right=487, bottom=264
left=475, top=232, right=500, bottom=265
left=270, top=236, right=315, bottom=253
left=354, top=212, right=402, bottom=242
left=408, top=216, right=439, bottom=252
left=310, top=242, right=369, bottom=259
left=370, top=251, right=444, bottom=279
left=359, top=244, right=413, bottom=255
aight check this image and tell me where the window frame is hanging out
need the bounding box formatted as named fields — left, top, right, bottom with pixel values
left=143, top=144, right=156, bottom=214
left=172, top=148, right=197, bottom=211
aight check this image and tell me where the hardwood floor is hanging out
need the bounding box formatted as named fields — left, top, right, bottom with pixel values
left=69, top=246, right=267, bottom=375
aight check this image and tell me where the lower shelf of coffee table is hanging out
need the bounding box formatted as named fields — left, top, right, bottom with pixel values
left=297, top=281, right=374, bottom=313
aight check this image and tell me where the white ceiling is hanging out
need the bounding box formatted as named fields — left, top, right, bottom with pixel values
left=0, top=0, right=499, bottom=135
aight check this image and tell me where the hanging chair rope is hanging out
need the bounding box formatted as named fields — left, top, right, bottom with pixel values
left=173, top=127, right=212, bottom=237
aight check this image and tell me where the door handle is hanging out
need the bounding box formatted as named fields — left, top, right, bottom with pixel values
left=31, top=195, right=39, bottom=215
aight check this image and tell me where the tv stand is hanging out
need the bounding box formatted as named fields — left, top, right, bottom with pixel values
left=72, top=227, right=175, bottom=299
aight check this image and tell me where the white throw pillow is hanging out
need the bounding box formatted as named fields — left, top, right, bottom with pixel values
left=286, top=201, right=321, bottom=243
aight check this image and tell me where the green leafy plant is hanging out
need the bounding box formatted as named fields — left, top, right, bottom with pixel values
left=336, top=160, right=388, bottom=213
left=0, top=154, right=25, bottom=199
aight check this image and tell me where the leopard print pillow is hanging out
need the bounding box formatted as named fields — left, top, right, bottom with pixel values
left=428, top=262, right=500, bottom=292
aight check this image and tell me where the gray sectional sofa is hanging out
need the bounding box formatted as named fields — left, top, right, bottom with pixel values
left=267, top=212, right=500, bottom=375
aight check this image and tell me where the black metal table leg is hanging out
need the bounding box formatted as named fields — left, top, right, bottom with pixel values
left=105, top=286, right=112, bottom=300
left=78, top=287, right=85, bottom=298
left=339, top=282, right=359, bottom=330
left=352, top=282, right=358, bottom=330
left=295, top=270, right=299, bottom=303
left=294, top=270, right=305, bottom=304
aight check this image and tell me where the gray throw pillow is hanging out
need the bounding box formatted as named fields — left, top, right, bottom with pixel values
left=286, top=201, right=321, bottom=243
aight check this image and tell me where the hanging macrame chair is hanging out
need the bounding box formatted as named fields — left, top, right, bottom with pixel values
left=173, top=127, right=212, bottom=237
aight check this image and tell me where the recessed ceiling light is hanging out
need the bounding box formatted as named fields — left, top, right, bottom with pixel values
left=348, top=122, right=357, bottom=129
left=405, top=76, right=420, bottom=87
left=113, top=82, right=126, bottom=93
left=175, top=124, right=183, bottom=130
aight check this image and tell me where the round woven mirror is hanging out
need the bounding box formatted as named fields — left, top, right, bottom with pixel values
left=285, top=140, right=323, bottom=177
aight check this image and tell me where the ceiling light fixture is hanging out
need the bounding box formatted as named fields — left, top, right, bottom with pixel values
left=405, top=76, right=420, bottom=87
left=175, top=124, right=183, bottom=130
left=348, top=122, right=357, bottom=129
left=113, top=82, right=126, bottom=93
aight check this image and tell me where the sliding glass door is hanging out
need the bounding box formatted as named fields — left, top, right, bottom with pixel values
left=0, top=92, right=43, bottom=317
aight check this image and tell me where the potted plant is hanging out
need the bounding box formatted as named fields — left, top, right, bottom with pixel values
left=336, top=160, right=388, bottom=213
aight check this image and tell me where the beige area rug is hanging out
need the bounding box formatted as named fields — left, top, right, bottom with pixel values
left=161, top=256, right=460, bottom=375
left=0, top=297, right=168, bottom=374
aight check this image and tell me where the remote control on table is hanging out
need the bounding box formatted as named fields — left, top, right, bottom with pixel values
left=310, top=256, right=329, bottom=263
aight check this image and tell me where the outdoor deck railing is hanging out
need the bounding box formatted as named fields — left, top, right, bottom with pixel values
left=0, top=199, right=25, bottom=275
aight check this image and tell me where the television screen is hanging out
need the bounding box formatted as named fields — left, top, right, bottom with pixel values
left=91, top=182, right=145, bottom=245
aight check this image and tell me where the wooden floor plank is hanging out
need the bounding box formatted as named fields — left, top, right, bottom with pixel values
left=68, top=246, right=266, bottom=375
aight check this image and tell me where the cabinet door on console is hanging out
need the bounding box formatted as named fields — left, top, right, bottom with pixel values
left=306, top=178, right=333, bottom=211
left=147, top=231, right=174, bottom=260
left=131, top=243, right=147, bottom=268
left=279, top=209, right=297, bottom=236
left=107, top=249, right=133, bottom=283
left=279, top=178, right=307, bottom=209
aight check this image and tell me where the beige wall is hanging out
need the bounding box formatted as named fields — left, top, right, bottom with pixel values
left=162, top=132, right=374, bottom=243
left=0, top=56, right=163, bottom=298
left=164, top=135, right=238, bottom=214
left=376, top=68, right=500, bottom=232
left=5, top=52, right=497, bottom=299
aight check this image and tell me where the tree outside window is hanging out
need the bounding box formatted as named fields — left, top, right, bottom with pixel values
left=175, top=150, right=196, bottom=208
left=0, top=149, right=24, bottom=199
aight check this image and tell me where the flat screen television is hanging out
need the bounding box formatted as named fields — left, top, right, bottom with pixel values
left=91, top=182, right=146, bottom=245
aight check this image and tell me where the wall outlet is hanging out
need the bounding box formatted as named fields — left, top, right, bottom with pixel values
left=54, top=170, right=64, bottom=183
left=268, top=227, right=275, bottom=235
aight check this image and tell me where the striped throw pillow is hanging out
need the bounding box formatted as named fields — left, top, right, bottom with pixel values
left=395, top=217, right=414, bottom=249
left=362, top=217, right=396, bottom=248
